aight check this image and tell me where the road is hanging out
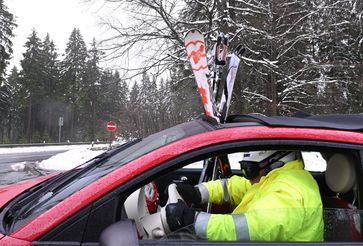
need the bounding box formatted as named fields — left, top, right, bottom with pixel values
left=0, top=149, right=68, bottom=186
left=0, top=150, right=66, bottom=165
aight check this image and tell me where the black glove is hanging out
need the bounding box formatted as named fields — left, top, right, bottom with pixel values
left=176, top=183, right=202, bottom=205
left=165, top=199, right=195, bottom=231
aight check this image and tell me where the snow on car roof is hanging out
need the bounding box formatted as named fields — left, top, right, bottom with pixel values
left=224, top=114, right=363, bottom=131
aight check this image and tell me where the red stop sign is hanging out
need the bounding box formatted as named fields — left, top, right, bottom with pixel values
left=106, top=121, right=117, bottom=132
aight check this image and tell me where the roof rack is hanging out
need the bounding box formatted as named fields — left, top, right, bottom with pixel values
left=225, top=114, right=363, bottom=131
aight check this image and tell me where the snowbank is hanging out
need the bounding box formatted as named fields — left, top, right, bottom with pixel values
left=0, top=144, right=92, bottom=154
left=36, top=147, right=106, bottom=171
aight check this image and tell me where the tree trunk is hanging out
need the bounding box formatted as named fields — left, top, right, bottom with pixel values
left=268, top=73, right=278, bottom=116
left=92, top=95, right=96, bottom=141
left=267, top=1, right=277, bottom=116
left=27, top=93, right=32, bottom=143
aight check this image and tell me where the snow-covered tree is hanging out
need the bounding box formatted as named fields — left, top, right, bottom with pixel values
left=92, top=0, right=363, bottom=116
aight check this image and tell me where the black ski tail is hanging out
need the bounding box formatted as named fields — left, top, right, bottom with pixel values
left=219, top=44, right=246, bottom=123
left=211, top=32, right=229, bottom=116
left=234, top=44, right=245, bottom=58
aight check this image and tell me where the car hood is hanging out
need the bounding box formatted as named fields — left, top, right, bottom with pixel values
left=0, top=174, right=57, bottom=209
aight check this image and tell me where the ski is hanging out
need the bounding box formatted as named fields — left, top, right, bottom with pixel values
left=210, top=33, right=229, bottom=107
left=184, top=29, right=217, bottom=120
left=219, top=45, right=245, bottom=122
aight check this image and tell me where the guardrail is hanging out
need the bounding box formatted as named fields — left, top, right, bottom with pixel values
left=0, top=142, right=109, bottom=148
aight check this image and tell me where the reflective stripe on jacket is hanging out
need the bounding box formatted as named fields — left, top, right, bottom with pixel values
left=194, top=159, right=324, bottom=241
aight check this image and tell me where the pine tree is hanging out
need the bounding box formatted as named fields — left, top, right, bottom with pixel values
left=61, top=28, right=88, bottom=141
left=2, top=67, right=22, bottom=143
left=0, top=0, right=16, bottom=81
left=98, top=70, right=129, bottom=139
left=156, top=78, right=172, bottom=130
left=168, top=65, right=202, bottom=124
left=112, top=71, right=129, bottom=138
left=138, top=72, right=159, bottom=135
left=41, top=33, right=61, bottom=141
left=81, top=38, right=102, bottom=141
left=128, top=81, right=141, bottom=137
left=0, top=79, right=10, bottom=142
left=20, top=29, right=43, bottom=142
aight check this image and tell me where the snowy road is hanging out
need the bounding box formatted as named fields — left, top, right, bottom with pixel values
left=0, top=144, right=108, bottom=186
left=0, top=161, right=45, bottom=186
left=0, top=149, right=68, bottom=185
left=0, top=150, right=67, bottom=164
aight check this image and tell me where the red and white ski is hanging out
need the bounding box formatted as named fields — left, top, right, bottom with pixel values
left=184, top=29, right=217, bottom=120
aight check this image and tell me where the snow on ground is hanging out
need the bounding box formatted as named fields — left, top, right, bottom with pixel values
left=0, top=144, right=93, bottom=154
left=11, top=162, right=28, bottom=171
left=36, top=146, right=106, bottom=171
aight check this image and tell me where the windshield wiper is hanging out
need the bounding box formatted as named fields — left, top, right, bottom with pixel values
left=82, top=138, right=142, bottom=167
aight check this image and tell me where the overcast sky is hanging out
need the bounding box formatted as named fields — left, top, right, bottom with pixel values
left=5, top=0, right=107, bottom=70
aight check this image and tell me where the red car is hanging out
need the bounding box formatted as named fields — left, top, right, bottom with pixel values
left=0, top=114, right=363, bottom=246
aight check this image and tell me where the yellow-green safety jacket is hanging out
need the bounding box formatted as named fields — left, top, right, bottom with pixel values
left=194, top=159, right=324, bottom=241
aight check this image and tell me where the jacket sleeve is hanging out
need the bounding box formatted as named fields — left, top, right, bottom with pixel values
left=194, top=212, right=250, bottom=241
left=195, top=175, right=251, bottom=206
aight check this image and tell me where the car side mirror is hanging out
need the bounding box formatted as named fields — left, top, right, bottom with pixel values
left=99, top=219, right=139, bottom=246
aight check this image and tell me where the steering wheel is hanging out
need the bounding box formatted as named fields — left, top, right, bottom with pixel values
left=124, top=183, right=184, bottom=239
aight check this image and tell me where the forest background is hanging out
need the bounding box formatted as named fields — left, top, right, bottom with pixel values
left=0, top=0, right=362, bottom=143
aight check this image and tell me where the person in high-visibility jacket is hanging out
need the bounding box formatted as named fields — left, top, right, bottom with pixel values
left=165, top=150, right=324, bottom=241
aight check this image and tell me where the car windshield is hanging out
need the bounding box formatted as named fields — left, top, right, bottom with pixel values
left=3, top=119, right=210, bottom=233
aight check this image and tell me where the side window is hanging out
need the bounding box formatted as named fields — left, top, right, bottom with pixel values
left=82, top=197, right=120, bottom=242
left=36, top=206, right=92, bottom=243
left=320, top=152, right=362, bottom=241
left=227, top=152, right=243, bottom=170
left=37, top=196, right=120, bottom=243
left=184, top=152, right=243, bottom=171
left=185, top=151, right=328, bottom=173
left=302, top=151, right=327, bottom=172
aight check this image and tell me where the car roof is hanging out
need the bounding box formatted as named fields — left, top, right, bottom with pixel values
left=220, top=113, right=363, bottom=131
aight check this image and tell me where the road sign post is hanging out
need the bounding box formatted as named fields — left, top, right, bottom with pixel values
left=106, top=121, right=117, bottom=149
left=58, top=117, right=64, bottom=143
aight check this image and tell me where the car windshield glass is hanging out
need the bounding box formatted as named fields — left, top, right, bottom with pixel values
left=6, top=119, right=210, bottom=233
